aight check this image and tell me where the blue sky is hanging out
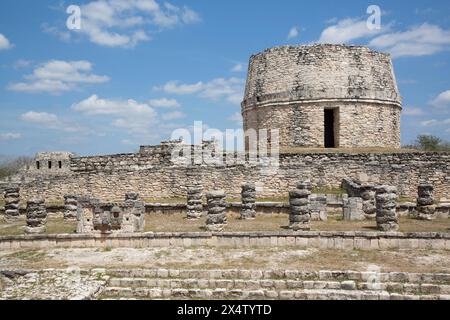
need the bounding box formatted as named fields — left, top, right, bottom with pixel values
left=0, top=0, right=450, bottom=156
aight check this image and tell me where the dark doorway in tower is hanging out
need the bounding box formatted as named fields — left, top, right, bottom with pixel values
left=324, top=109, right=336, bottom=148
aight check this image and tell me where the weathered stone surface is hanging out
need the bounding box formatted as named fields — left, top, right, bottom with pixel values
left=64, top=194, right=78, bottom=220
left=343, top=197, right=364, bottom=221
left=289, top=181, right=311, bottom=231
left=240, top=183, right=256, bottom=220
left=375, top=186, right=399, bottom=232
left=242, top=44, right=401, bottom=149
left=186, top=185, right=203, bottom=220
left=77, top=194, right=145, bottom=234
left=25, top=198, right=47, bottom=234
left=205, top=190, right=227, bottom=231
left=415, top=184, right=436, bottom=221
left=3, top=187, right=20, bottom=222
left=309, top=194, right=327, bottom=221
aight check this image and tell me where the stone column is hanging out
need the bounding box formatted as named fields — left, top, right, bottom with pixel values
left=416, top=183, right=436, bottom=220
left=343, top=197, right=364, bottom=221
left=25, top=199, right=47, bottom=234
left=375, top=186, right=399, bottom=231
left=360, top=184, right=376, bottom=218
left=4, top=187, right=20, bottom=221
left=309, top=194, right=327, bottom=221
left=125, top=192, right=145, bottom=232
left=205, top=190, right=227, bottom=231
left=186, top=185, right=203, bottom=220
left=240, top=183, right=256, bottom=220
left=289, top=181, right=311, bottom=231
left=64, top=194, right=78, bottom=220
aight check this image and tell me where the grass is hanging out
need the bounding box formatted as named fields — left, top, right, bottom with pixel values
left=143, top=197, right=186, bottom=204
left=143, top=213, right=450, bottom=233
left=0, top=216, right=77, bottom=236
left=0, top=213, right=448, bottom=236
left=311, top=187, right=345, bottom=195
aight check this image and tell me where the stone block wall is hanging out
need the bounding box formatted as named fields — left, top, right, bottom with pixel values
left=242, top=44, right=401, bottom=148
left=2, top=150, right=449, bottom=204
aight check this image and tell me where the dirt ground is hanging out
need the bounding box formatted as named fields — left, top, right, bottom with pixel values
left=0, top=246, right=449, bottom=274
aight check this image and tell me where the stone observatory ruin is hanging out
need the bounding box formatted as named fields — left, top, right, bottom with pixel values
left=242, top=44, right=402, bottom=149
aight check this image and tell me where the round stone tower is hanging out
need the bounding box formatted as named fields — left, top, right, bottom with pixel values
left=241, top=44, right=402, bottom=149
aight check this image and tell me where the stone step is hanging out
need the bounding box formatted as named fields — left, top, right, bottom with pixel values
left=106, top=269, right=450, bottom=284
left=107, top=277, right=450, bottom=295
left=100, top=287, right=450, bottom=300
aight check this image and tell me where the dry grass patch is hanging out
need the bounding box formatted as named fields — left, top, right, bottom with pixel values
left=0, top=216, right=77, bottom=236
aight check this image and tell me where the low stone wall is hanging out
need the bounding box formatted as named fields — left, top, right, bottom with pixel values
left=2, top=152, right=449, bottom=203
left=1, top=231, right=449, bottom=251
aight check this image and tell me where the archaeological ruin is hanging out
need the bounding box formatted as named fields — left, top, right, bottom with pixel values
left=1, top=44, right=449, bottom=301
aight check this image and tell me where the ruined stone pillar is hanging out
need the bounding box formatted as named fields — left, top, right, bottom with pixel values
left=186, top=186, right=203, bottom=220
left=124, top=193, right=145, bottom=232
left=205, top=190, right=227, bottom=231
left=25, top=199, right=47, bottom=234
left=4, top=187, right=20, bottom=221
left=416, top=183, right=436, bottom=220
left=375, top=186, right=399, bottom=231
left=63, top=194, right=78, bottom=220
left=309, top=194, right=327, bottom=221
left=343, top=197, right=364, bottom=221
left=240, top=183, right=256, bottom=220
left=289, top=181, right=311, bottom=231
left=360, top=185, right=376, bottom=218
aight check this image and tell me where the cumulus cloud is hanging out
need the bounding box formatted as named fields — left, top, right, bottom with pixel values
left=369, top=23, right=450, bottom=58
left=430, top=90, right=450, bottom=108
left=155, top=77, right=245, bottom=105
left=13, top=59, right=32, bottom=69
left=317, top=18, right=386, bottom=44
left=0, top=33, right=13, bottom=50
left=287, top=26, right=299, bottom=40
left=8, top=60, right=109, bottom=94
left=0, top=133, right=21, bottom=141
left=148, top=98, right=181, bottom=108
left=420, top=118, right=450, bottom=127
left=161, top=111, right=185, bottom=121
left=19, top=111, right=81, bottom=132
left=230, top=63, right=244, bottom=73
left=403, top=107, right=425, bottom=116
left=72, top=94, right=158, bottom=135
left=55, top=0, right=200, bottom=48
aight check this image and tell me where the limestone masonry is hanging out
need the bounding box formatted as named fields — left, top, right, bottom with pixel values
left=0, top=45, right=448, bottom=204
left=242, top=44, right=402, bottom=149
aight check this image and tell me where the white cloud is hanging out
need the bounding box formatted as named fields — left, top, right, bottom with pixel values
left=55, top=0, right=200, bottom=48
left=19, top=111, right=81, bottom=132
left=420, top=118, right=450, bottom=127
left=403, top=107, right=425, bottom=116
left=13, top=59, right=32, bottom=69
left=155, top=77, right=245, bottom=105
left=155, top=80, right=204, bottom=94
left=72, top=94, right=158, bottom=135
left=228, top=112, right=243, bottom=124
left=148, top=98, right=181, bottom=108
left=0, top=33, right=13, bottom=50
left=8, top=60, right=109, bottom=94
left=317, top=18, right=386, bottom=44
left=430, top=90, right=450, bottom=108
left=161, top=111, right=186, bottom=121
left=369, top=23, right=450, bottom=58
left=287, top=26, right=299, bottom=40
left=230, top=63, right=244, bottom=73
left=0, top=133, right=21, bottom=141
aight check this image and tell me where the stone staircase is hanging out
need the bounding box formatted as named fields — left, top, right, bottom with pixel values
left=98, top=269, right=450, bottom=300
